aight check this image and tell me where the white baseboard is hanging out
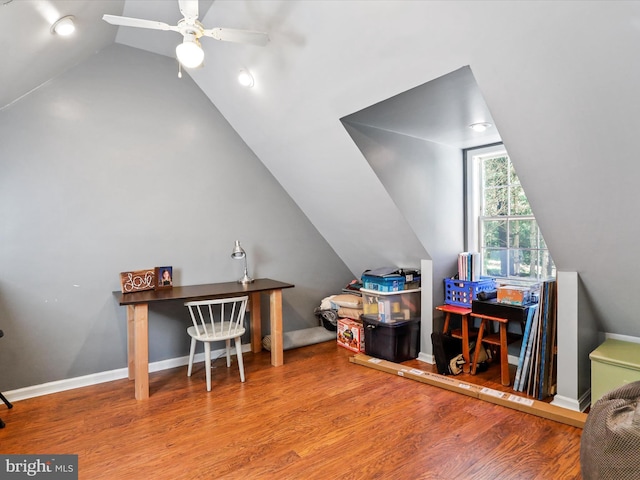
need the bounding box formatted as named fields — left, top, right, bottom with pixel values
left=3, top=344, right=251, bottom=403
left=552, top=389, right=591, bottom=413
left=417, top=352, right=434, bottom=364
left=605, top=333, right=640, bottom=344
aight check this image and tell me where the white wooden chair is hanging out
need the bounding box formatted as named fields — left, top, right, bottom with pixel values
left=185, top=296, right=248, bottom=391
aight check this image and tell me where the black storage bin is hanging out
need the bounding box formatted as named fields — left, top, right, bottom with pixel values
left=362, top=315, right=420, bottom=363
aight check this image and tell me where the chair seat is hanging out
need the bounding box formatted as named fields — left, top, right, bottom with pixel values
left=187, top=323, right=246, bottom=342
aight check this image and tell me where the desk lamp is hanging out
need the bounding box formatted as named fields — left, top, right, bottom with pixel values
left=231, top=240, right=254, bottom=284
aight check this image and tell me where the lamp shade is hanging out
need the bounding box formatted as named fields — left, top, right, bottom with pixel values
left=231, top=240, right=253, bottom=284
left=176, top=39, right=204, bottom=68
left=231, top=240, right=246, bottom=259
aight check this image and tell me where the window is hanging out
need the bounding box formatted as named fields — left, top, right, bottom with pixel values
left=465, top=144, right=555, bottom=282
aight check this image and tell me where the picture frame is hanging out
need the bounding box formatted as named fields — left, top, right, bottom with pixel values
left=155, top=266, right=173, bottom=290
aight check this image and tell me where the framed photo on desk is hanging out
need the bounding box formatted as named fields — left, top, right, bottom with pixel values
left=155, top=266, right=173, bottom=290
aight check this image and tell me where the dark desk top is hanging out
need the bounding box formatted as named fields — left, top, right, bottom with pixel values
left=113, top=278, right=295, bottom=306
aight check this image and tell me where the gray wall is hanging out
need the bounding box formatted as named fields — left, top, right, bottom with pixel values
left=0, top=44, right=353, bottom=391
left=341, top=122, right=463, bottom=318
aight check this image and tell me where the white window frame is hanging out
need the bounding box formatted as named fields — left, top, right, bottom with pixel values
left=464, top=143, right=554, bottom=283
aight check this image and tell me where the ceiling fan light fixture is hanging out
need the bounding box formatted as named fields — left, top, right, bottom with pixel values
left=469, top=122, right=492, bottom=133
left=238, top=70, right=254, bottom=88
left=176, top=36, right=204, bottom=69
left=51, top=15, right=76, bottom=36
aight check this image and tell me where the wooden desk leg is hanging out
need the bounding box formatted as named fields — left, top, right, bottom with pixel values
left=499, top=322, right=510, bottom=386
left=461, top=314, right=471, bottom=373
left=249, top=292, right=262, bottom=354
left=269, top=289, right=283, bottom=367
left=126, top=305, right=135, bottom=380
left=133, top=303, right=149, bottom=400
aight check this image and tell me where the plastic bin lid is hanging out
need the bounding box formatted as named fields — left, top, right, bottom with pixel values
left=360, top=314, right=420, bottom=327
left=360, top=288, right=421, bottom=295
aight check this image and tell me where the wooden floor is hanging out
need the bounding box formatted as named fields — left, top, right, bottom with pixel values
left=0, top=341, right=583, bottom=479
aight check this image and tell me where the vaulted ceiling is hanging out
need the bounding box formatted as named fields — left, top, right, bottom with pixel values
left=4, top=0, right=640, bottom=339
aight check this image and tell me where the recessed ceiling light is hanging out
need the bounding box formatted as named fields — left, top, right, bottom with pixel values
left=51, top=15, right=76, bottom=36
left=469, top=122, right=492, bottom=133
left=238, top=70, right=254, bottom=88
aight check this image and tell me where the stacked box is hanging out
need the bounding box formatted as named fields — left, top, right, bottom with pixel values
left=362, top=315, right=420, bottom=363
left=360, top=288, right=421, bottom=323
left=362, top=274, right=405, bottom=292
left=497, top=285, right=533, bottom=305
left=337, top=318, right=365, bottom=353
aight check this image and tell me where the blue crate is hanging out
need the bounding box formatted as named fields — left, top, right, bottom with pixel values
left=444, top=277, right=496, bottom=307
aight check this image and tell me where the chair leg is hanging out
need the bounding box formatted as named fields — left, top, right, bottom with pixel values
left=0, top=392, right=12, bottom=409
left=234, top=338, right=245, bottom=383
left=187, top=338, right=197, bottom=377
left=0, top=392, right=11, bottom=429
left=225, top=339, right=231, bottom=368
left=204, top=342, right=212, bottom=392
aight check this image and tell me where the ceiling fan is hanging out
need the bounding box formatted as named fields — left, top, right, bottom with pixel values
left=102, top=0, right=269, bottom=69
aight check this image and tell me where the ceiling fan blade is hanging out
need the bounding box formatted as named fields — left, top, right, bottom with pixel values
left=102, top=14, right=178, bottom=32
left=203, top=28, right=269, bottom=46
left=179, top=0, right=199, bottom=23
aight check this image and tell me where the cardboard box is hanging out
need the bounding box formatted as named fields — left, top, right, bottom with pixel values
left=349, top=353, right=587, bottom=428
left=497, top=285, right=533, bottom=305
left=337, top=318, right=365, bottom=353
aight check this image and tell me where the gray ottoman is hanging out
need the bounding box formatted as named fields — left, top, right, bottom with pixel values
left=580, top=381, right=640, bottom=479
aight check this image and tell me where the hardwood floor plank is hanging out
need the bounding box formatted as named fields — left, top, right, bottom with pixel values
left=0, top=341, right=582, bottom=479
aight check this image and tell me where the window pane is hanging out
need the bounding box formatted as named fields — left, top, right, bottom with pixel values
left=540, top=233, right=548, bottom=250
left=471, top=145, right=555, bottom=282
left=508, top=219, right=537, bottom=249
left=509, top=160, right=519, bottom=185
left=510, top=184, right=532, bottom=215
left=484, top=187, right=508, bottom=216
left=510, top=249, right=545, bottom=279
left=540, top=249, right=556, bottom=278
left=482, top=220, right=507, bottom=248
left=483, top=248, right=508, bottom=277
left=483, top=156, right=509, bottom=187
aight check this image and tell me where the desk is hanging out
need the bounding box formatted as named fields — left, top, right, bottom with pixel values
left=113, top=278, right=294, bottom=400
